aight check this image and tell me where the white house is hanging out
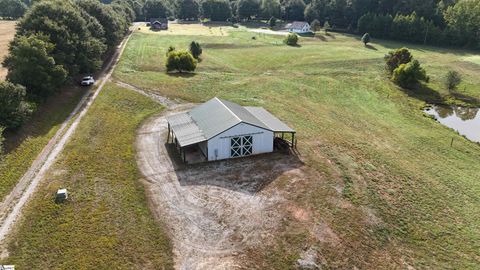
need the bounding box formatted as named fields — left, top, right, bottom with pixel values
left=285, top=21, right=311, bottom=34
left=166, top=97, right=295, bottom=163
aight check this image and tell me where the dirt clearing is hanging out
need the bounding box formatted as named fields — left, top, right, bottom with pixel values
left=137, top=21, right=230, bottom=36
left=136, top=111, right=303, bottom=269
left=0, top=21, right=16, bottom=80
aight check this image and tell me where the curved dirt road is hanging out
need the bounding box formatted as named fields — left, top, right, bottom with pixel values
left=0, top=31, right=134, bottom=251
left=136, top=110, right=302, bottom=269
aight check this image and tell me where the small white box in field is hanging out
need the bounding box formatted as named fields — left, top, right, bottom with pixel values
left=0, top=265, right=15, bottom=270
left=55, top=189, right=68, bottom=203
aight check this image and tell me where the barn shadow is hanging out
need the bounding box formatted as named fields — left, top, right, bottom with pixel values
left=165, top=143, right=304, bottom=194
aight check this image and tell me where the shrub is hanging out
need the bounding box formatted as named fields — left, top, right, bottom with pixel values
left=392, top=60, right=429, bottom=88
left=166, top=50, right=197, bottom=72
left=189, top=41, right=202, bottom=59
left=311, top=19, right=321, bottom=32
left=384, top=47, right=412, bottom=74
left=166, top=45, right=175, bottom=56
left=0, top=81, right=34, bottom=129
left=361, top=33, right=371, bottom=45
left=284, top=33, right=298, bottom=46
left=445, top=70, right=462, bottom=91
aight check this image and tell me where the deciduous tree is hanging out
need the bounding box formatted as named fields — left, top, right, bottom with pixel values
left=176, top=0, right=200, bottom=20
left=384, top=47, right=412, bottom=74
left=201, top=0, right=231, bottom=21
left=3, top=34, right=68, bottom=100
left=0, top=81, right=34, bottom=129
left=392, top=59, right=429, bottom=88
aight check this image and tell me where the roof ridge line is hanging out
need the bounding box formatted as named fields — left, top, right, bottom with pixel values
left=216, top=97, right=242, bottom=123
left=244, top=106, right=271, bottom=129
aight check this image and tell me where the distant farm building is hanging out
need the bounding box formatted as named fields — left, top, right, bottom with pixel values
left=167, top=98, right=296, bottom=163
left=149, top=18, right=168, bottom=30
left=285, top=21, right=311, bottom=34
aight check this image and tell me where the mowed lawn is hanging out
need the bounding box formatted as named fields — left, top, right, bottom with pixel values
left=2, top=83, right=173, bottom=269
left=113, top=27, right=480, bottom=268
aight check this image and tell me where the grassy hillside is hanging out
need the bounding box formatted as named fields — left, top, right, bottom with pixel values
left=113, top=28, right=480, bottom=268
left=2, top=83, right=173, bottom=269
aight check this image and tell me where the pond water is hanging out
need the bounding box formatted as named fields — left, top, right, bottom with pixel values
left=424, top=105, right=480, bottom=143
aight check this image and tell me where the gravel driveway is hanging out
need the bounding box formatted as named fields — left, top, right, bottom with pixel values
left=136, top=110, right=302, bottom=269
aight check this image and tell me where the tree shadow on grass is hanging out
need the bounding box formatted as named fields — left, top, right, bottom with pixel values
left=166, top=72, right=197, bottom=78
left=315, top=34, right=328, bottom=41
left=326, top=33, right=336, bottom=39
left=399, top=84, right=445, bottom=104
left=365, top=44, right=378, bottom=50
left=2, top=85, right=88, bottom=154
left=450, top=91, right=480, bottom=106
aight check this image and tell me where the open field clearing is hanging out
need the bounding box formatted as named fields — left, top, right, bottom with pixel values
left=0, top=21, right=16, bottom=80
left=137, top=21, right=230, bottom=36
left=111, top=26, right=480, bottom=269
left=1, top=83, right=173, bottom=269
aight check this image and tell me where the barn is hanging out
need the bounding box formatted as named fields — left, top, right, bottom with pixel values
left=166, top=97, right=296, bottom=163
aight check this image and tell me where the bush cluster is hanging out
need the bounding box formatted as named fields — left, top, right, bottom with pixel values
left=385, top=48, right=429, bottom=89
left=284, top=33, right=298, bottom=46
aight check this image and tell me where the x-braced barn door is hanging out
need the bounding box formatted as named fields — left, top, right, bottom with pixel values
left=230, top=136, right=253, bottom=157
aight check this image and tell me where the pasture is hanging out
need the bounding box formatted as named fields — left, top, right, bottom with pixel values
left=0, top=21, right=15, bottom=80
left=3, top=23, right=479, bottom=269
left=113, top=25, right=480, bottom=268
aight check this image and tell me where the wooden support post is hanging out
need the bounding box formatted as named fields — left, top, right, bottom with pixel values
left=167, top=123, right=170, bottom=143
left=291, top=132, right=295, bottom=148
left=183, top=148, right=186, bottom=163
left=450, top=137, right=454, bottom=147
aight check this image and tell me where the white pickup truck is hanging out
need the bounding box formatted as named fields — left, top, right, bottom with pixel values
left=80, top=76, right=95, bottom=86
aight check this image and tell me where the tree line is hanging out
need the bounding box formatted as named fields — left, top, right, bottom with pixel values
left=3, top=0, right=479, bottom=50
left=137, top=0, right=480, bottom=48
left=0, top=0, right=134, bottom=153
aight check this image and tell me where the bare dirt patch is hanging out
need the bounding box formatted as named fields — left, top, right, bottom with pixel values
left=0, top=21, right=16, bottom=80
left=137, top=21, right=230, bottom=36
left=136, top=111, right=303, bottom=269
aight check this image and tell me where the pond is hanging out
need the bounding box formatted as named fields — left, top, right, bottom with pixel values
left=424, top=105, right=480, bottom=143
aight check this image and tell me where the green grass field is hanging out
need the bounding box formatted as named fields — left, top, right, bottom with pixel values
left=111, top=27, right=480, bottom=268
left=3, top=24, right=479, bottom=269
left=0, top=87, right=87, bottom=202
left=2, top=83, right=173, bottom=269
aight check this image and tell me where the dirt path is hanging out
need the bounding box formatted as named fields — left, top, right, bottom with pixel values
left=136, top=109, right=302, bottom=269
left=0, top=31, right=134, bottom=252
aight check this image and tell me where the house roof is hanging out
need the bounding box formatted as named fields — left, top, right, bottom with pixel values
left=287, top=21, right=309, bottom=30
left=167, top=97, right=295, bottom=147
left=149, top=18, right=168, bottom=24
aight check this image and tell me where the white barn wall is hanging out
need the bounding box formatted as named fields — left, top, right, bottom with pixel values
left=207, top=123, right=273, bottom=161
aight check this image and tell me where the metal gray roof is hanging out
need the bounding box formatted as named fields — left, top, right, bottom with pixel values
left=244, top=107, right=295, bottom=133
left=287, top=21, right=309, bottom=30
left=167, top=98, right=295, bottom=147
left=188, top=97, right=270, bottom=139
left=166, top=112, right=206, bottom=147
